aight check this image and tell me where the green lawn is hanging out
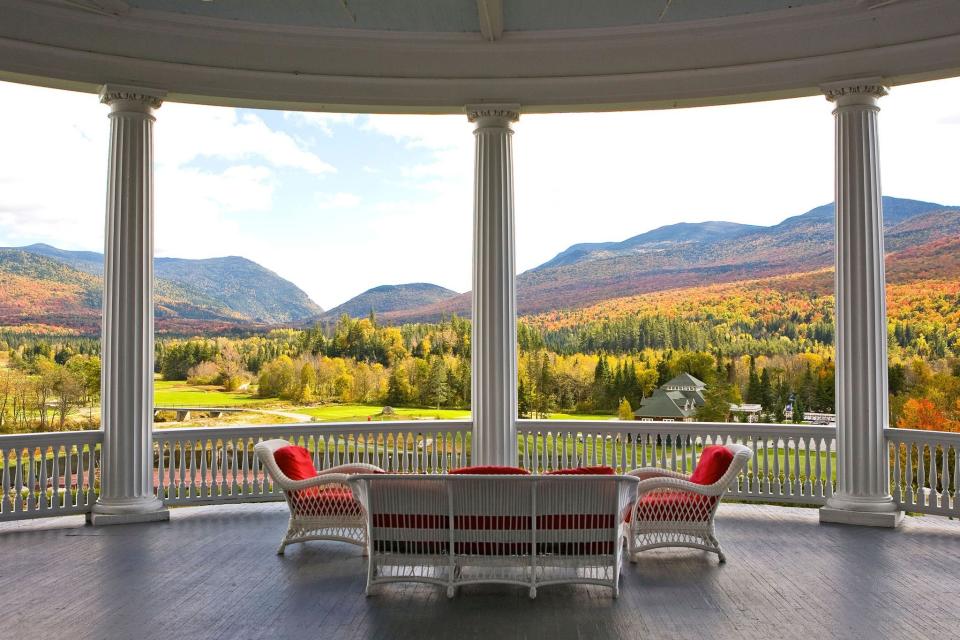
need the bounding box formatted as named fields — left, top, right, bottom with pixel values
left=538, top=412, right=617, bottom=421
left=154, top=380, right=274, bottom=407
left=295, top=404, right=471, bottom=422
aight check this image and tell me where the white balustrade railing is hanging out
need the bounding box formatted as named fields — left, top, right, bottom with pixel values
left=518, top=420, right=838, bottom=505
left=886, top=428, right=959, bottom=518
left=0, top=430, right=102, bottom=521
left=3, top=421, right=958, bottom=522
left=152, top=421, right=472, bottom=506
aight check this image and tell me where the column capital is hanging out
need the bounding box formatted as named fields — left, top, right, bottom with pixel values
left=466, top=103, right=520, bottom=128
left=99, top=84, right=166, bottom=112
left=821, top=78, right=888, bottom=107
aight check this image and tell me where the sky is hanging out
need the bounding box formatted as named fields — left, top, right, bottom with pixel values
left=1, top=77, right=959, bottom=310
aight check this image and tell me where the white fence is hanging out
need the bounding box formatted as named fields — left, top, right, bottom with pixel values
left=518, top=421, right=837, bottom=505
left=0, top=430, right=102, bottom=521
left=153, top=421, right=472, bottom=506
left=1, top=421, right=957, bottom=522
left=886, top=428, right=960, bottom=518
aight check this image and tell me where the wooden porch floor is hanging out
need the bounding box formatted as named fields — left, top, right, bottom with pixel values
left=2, top=503, right=958, bottom=640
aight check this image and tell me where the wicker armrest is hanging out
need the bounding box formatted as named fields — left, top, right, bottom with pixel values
left=635, top=476, right=718, bottom=496
left=626, top=467, right=690, bottom=482
left=319, top=463, right=383, bottom=475
left=280, top=473, right=353, bottom=492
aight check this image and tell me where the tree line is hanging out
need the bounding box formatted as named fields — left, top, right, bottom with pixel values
left=0, top=337, right=100, bottom=433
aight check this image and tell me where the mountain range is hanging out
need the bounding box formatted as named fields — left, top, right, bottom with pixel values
left=320, top=283, right=459, bottom=321
left=378, top=196, right=960, bottom=322
left=2, top=196, right=958, bottom=334
left=0, top=244, right=322, bottom=333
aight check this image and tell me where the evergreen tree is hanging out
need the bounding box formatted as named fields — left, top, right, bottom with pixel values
left=427, top=356, right=448, bottom=410
left=696, top=383, right=733, bottom=423
left=518, top=378, right=532, bottom=419
left=746, top=356, right=761, bottom=404
left=759, top=368, right=773, bottom=413
left=792, top=393, right=805, bottom=423
left=385, top=367, right=410, bottom=406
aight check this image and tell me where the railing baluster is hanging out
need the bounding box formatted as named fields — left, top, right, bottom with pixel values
left=772, top=436, right=781, bottom=498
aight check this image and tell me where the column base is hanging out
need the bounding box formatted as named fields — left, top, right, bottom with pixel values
left=88, top=497, right=169, bottom=526
left=819, top=506, right=903, bottom=528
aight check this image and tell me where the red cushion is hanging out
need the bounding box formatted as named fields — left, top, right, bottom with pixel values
left=546, top=466, right=615, bottom=476
left=624, top=492, right=718, bottom=523
left=689, top=445, right=734, bottom=485
left=288, top=488, right=363, bottom=518
left=449, top=465, right=530, bottom=475
left=273, top=445, right=318, bottom=481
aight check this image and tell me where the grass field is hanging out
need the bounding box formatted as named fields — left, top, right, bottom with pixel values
left=537, top=412, right=616, bottom=421
left=152, top=380, right=614, bottom=422
left=154, top=380, right=275, bottom=407
left=296, top=404, right=471, bottom=422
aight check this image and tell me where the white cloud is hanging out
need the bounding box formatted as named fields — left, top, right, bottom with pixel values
left=363, top=114, right=470, bottom=151
left=315, top=192, right=361, bottom=209
left=158, top=104, right=336, bottom=176
left=0, top=82, right=107, bottom=250
left=4, top=76, right=960, bottom=312
left=285, top=112, right=361, bottom=136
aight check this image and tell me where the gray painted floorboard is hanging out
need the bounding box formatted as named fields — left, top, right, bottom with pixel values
left=1, top=503, right=958, bottom=640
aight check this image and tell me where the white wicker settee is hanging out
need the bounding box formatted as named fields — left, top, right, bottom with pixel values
left=348, top=472, right=638, bottom=599
left=624, top=443, right=751, bottom=563
left=255, top=439, right=383, bottom=554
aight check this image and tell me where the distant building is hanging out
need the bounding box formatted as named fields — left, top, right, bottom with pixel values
left=633, top=373, right=707, bottom=422
left=730, top=403, right=763, bottom=422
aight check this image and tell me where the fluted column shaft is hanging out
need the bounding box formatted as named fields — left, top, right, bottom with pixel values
left=467, top=105, right=520, bottom=466
left=820, top=79, right=901, bottom=527
left=91, top=85, right=169, bottom=524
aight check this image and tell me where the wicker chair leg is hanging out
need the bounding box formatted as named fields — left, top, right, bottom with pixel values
left=707, top=533, right=725, bottom=563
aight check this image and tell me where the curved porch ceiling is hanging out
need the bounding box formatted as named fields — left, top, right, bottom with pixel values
left=0, top=0, right=958, bottom=113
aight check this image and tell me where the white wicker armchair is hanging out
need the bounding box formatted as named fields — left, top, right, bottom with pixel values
left=254, top=439, right=383, bottom=555
left=624, top=443, right=750, bottom=564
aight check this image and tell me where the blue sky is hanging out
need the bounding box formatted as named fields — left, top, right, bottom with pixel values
left=2, top=77, right=959, bottom=310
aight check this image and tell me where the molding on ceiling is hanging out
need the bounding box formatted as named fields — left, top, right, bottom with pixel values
left=0, top=0, right=958, bottom=113
left=477, top=0, right=504, bottom=42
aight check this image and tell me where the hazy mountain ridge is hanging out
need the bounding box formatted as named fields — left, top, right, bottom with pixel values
left=4, top=197, right=958, bottom=333
left=0, top=246, right=324, bottom=331
left=322, top=283, right=460, bottom=320
left=380, top=196, right=960, bottom=322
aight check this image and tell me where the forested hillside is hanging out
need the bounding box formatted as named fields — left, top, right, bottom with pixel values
left=0, top=246, right=323, bottom=331
left=382, top=196, right=959, bottom=321
left=322, top=283, right=459, bottom=319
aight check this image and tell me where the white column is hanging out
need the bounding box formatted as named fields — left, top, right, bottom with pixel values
left=89, top=85, right=169, bottom=525
left=467, top=104, right=520, bottom=466
left=819, top=79, right=902, bottom=528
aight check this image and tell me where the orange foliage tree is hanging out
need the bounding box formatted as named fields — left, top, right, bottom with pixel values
left=896, top=397, right=957, bottom=432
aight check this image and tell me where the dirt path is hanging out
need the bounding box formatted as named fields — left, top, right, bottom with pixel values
left=246, top=408, right=311, bottom=423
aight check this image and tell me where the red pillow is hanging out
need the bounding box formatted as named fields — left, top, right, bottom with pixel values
left=273, top=445, right=318, bottom=480
left=689, top=445, right=734, bottom=485
left=449, top=465, right=530, bottom=475
left=546, top=466, right=615, bottom=476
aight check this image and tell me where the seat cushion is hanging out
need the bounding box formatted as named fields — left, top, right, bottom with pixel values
left=449, top=465, right=530, bottom=475
left=289, top=488, right=363, bottom=518
left=624, top=491, right=718, bottom=523
left=689, top=445, right=734, bottom=485
left=546, top=465, right=615, bottom=475
left=273, top=445, right=318, bottom=480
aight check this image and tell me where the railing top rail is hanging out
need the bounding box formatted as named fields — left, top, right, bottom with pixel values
left=153, top=406, right=248, bottom=411
left=0, top=430, right=103, bottom=447
left=152, top=419, right=472, bottom=440
left=885, top=427, right=960, bottom=445
left=517, top=419, right=836, bottom=438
